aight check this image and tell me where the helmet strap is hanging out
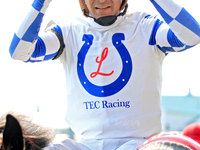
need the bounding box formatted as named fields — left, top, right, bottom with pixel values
left=83, top=4, right=128, bottom=26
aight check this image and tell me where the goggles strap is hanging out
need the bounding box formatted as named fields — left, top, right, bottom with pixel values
left=83, top=4, right=128, bottom=26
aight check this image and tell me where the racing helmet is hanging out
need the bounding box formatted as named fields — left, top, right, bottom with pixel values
left=78, top=0, right=128, bottom=17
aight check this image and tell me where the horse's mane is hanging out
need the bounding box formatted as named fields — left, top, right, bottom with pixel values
left=0, top=111, right=56, bottom=150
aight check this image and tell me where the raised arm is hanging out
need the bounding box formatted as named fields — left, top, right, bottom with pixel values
left=9, top=0, right=62, bottom=62
left=150, top=0, right=200, bottom=55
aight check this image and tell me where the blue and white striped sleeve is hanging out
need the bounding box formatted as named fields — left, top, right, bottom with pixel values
left=150, top=0, right=200, bottom=55
left=9, top=0, right=61, bottom=62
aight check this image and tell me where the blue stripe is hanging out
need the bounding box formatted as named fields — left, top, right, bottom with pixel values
left=167, top=29, right=184, bottom=47
left=9, top=34, right=20, bottom=57
left=51, top=25, right=64, bottom=37
left=44, top=52, right=57, bottom=60
left=25, top=59, right=43, bottom=63
left=157, top=44, right=194, bottom=55
left=181, top=45, right=195, bottom=51
left=175, top=8, right=200, bottom=37
left=157, top=45, right=168, bottom=55
left=32, top=0, right=45, bottom=11
left=150, top=0, right=173, bottom=24
left=51, top=24, right=66, bottom=48
left=149, top=19, right=164, bottom=45
left=158, top=46, right=175, bottom=52
left=22, top=12, right=44, bottom=42
left=26, top=52, right=59, bottom=63
left=32, top=36, right=46, bottom=58
left=144, top=14, right=151, bottom=19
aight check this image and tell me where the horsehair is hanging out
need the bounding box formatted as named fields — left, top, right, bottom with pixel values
left=0, top=111, right=56, bottom=150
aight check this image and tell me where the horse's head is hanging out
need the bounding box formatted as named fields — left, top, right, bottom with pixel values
left=0, top=112, right=56, bottom=150
left=0, top=114, right=24, bottom=150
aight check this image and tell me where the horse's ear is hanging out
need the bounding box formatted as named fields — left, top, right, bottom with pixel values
left=2, top=114, right=24, bottom=150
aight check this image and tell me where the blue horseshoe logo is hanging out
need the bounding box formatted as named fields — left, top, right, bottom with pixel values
left=77, top=33, right=132, bottom=97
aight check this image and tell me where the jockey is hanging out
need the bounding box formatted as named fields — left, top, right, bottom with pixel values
left=9, top=0, right=200, bottom=149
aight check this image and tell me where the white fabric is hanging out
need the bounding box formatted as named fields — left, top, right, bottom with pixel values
left=43, top=138, right=147, bottom=150
left=58, top=12, right=164, bottom=140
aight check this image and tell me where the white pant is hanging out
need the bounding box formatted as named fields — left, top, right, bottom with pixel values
left=43, top=138, right=147, bottom=150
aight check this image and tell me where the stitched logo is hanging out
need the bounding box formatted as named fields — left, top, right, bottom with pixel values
left=90, top=47, right=114, bottom=78
left=77, top=33, right=132, bottom=97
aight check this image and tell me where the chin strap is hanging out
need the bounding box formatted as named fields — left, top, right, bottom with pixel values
left=83, top=4, right=128, bottom=26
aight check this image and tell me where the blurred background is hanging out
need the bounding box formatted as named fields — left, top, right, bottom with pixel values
left=0, top=0, right=200, bottom=141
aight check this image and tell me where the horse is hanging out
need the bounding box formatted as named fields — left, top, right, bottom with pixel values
left=2, top=111, right=200, bottom=150
left=0, top=111, right=56, bottom=150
